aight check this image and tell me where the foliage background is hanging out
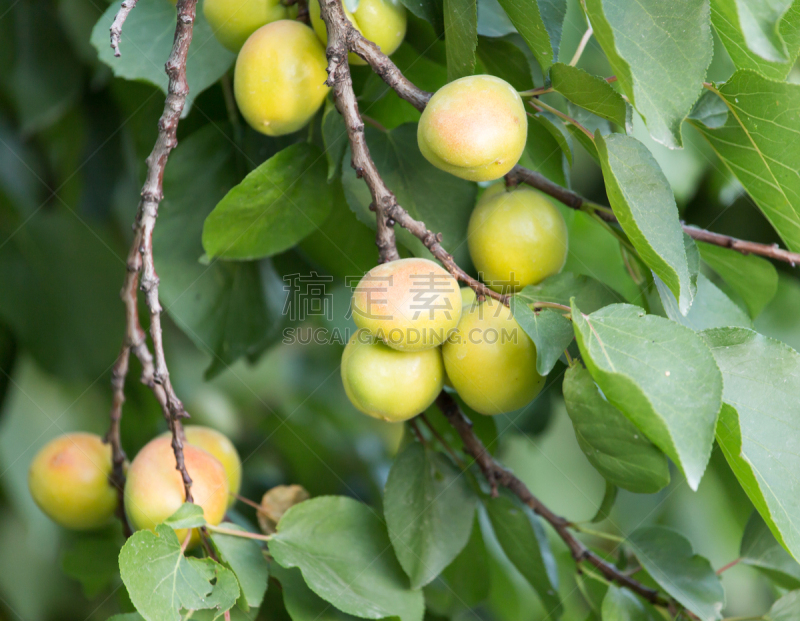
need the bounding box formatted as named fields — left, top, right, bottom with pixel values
left=1, top=0, right=800, bottom=618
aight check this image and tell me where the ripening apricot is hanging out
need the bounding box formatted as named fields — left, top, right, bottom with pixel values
left=173, top=426, right=241, bottom=507
left=309, top=0, right=406, bottom=65
left=234, top=21, right=329, bottom=136
left=125, top=436, right=228, bottom=548
left=468, top=184, right=568, bottom=292
left=351, top=258, right=462, bottom=351
left=28, top=433, right=117, bottom=530
left=342, top=329, right=444, bottom=421
left=443, top=298, right=544, bottom=415
left=418, top=75, right=527, bottom=182
left=204, top=0, right=296, bottom=51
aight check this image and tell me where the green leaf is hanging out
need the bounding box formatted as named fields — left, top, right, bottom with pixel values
left=516, top=272, right=624, bottom=313
left=591, top=481, right=618, bottom=523
left=444, top=0, right=477, bottom=81
left=384, top=443, right=477, bottom=589
left=270, top=496, right=424, bottom=621
left=322, top=99, right=347, bottom=182
left=550, top=64, right=627, bottom=128
left=518, top=113, right=570, bottom=186
left=119, top=525, right=239, bottom=621
left=399, top=0, right=443, bottom=33
left=484, top=495, right=561, bottom=618
left=163, top=503, right=207, bottom=530
left=711, top=0, right=800, bottom=80
left=584, top=0, right=713, bottom=148
left=273, top=565, right=362, bottom=621
left=210, top=525, right=269, bottom=610
left=571, top=302, right=722, bottom=490
left=724, top=0, right=795, bottom=62
left=562, top=364, right=670, bottom=494
left=653, top=272, right=752, bottom=330
left=766, top=590, right=800, bottom=621
left=508, top=299, right=573, bottom=376
left=628, top=527, right=724, bottom=621
left=493, top=0, right=566, bottom=73
left=689, top=71, right=800, bottom=253
left=61, top=530, right=121, bottom=598
left=529, top=112, right=573, bottom=166
left=342, top=124, right=476, bottom=267
left=740, top=510, right=800, bottom=589
left=595, top=132, right=694, bottom=314
left=203, top=143, right=333, bottom=260
left=90, top=0, right=234, bottom=115
left=696, top=241, right=779, bottom=319
left=601, top=584, right=660, bottom=620
left=155, top=126, right=288, bottom=377
left=476, top=36, right=535, bottom=91
left=701, top=327, right=800, bottom=565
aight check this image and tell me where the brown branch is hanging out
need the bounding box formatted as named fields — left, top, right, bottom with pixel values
left=109, top=0, right=139, bottom=57
left=435, top=392, right=668, bottom=607
left=343, top=33, right=800, bottom=268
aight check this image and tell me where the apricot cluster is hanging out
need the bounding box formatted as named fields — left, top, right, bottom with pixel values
left=28, top=425, right=242, bottom=548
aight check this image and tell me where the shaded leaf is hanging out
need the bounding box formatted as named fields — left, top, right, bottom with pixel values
left=653, top=272, right=752, bottom=330
left=740, top=510, right=800, bottom=589
left=211, top=525, right=269, bottom=610
left=270, top=496, right=424, bottom=621
left=203, top=143, right=333, bottom=260
left=596, top=132, right=694, bottom=314
left=701, top=328, right=800, bottom=565
left=529, top=112, right=573, bottom=166
left=399, top=0, right=444, bottom=33
left=509, top=299, right=573, bottom=376
left=516, top=272, right=623, bottom=312
left=585, top=0, right=712, bottom=147
left=476, top=36, right=534, bottom=90
left=485, top=494, right=561, bottom=618
left=61, top=530, right=121, bottom=598
left=696, top=240, right=778, bottom=318
left=563, top=364, right=670, bottom=494
left=493, top=0, right=566, bottom=73
left=444, top=0, right=477, bottom=81
left=628, top=526, right=723, bottom=621
left=766, top=590, right=800, bottom=621
left=384, top=443, right=477, bottom=589
left=591, top=481, right=618, bottom=523
left=571, top=302, right=722, bottom=490
left=272, top=564, right=361, bottom=621
left=601, top=584, right=660, bottom=620
left=689, top=71, right=800, bottom=253
left=322, top=99, right=347, bottom=182
left=90, top=0, right=234, bottom=115
left=550, top=63, right=627, bottom=128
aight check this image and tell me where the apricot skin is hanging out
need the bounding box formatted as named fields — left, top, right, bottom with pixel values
left=418, top=75, right=527, bottom=182
left=443, top=298, right=544, bottom=415
left=234, top=21, right=329, bottom=136
left=342, top=329, right=444, bottom=421
left=124, top=437, right=228, bottom=548
left=204, top=0, right=294, bottom=52
left=28, top=433, right=117, bottom=530
left=182, top=426, right=242, bottom=507
left=468, top=184, right=568, bottom=293
left=351, top=258, right=462, bottom=351
left=309, top=0, right=406, bottom=65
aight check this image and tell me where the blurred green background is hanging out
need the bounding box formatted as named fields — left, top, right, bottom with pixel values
left=2, top=0, right=800, bottom=618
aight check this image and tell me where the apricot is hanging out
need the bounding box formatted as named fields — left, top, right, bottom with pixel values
left=174, top=426, right=242, bottom=507
left=28, top=433, right=117, bottom=530
left=341, top=329, right=444, bottom=421
left=309, top=0, right=406, bottom=65
left=442, top=298, right=544, bottom=415
left=234, top=21, right=329, bottom=136
left=468, top=184, right=568, bottom=292
left=351, top=258, right=462, bottom=351
left=417, top=75, right=527, bottom=182
left=204, top=0, right=295, bottom=52
left=125, top=436, right=228, bottom=548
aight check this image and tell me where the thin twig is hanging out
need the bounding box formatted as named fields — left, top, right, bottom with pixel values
left=435, top=392, right=668, bottom=606
left=569, top=27, right=594, bottom=66
left=716, top=557, right=742, bottom=575
left=109, top=0, right=139, bottom=57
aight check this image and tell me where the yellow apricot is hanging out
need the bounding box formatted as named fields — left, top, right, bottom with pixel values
left=418, top=75, right=527, bottom=182
left=443, top=298, right=544, bottom=415
left=351, top=258, right=462, bottom=351
left=341, top=329, right=444, bottom=421
left=468, top=184, right=568, bottom=293
left=125, top=436, right=228, bottom=548
left=204, top=0, right=294, bottom=52
left=177, top=426, right=241, bottom=507
left=309, top=0, right=406, bottom=65
left=234, top=21, right=329, bottom=136
left=28, top=433, right=117, bottom=530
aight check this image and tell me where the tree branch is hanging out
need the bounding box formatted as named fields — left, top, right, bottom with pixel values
left=109, top=0, right=138, bottom=57
left=435, top=392, right=668, bottom=607
left=342, top=31, right=800, bottom=268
